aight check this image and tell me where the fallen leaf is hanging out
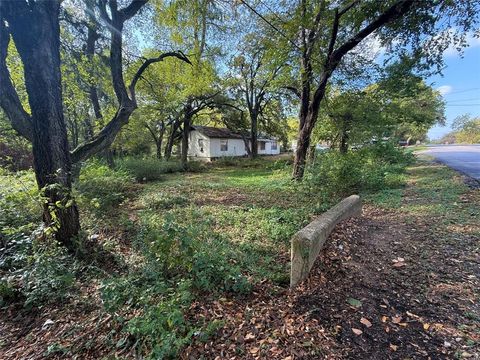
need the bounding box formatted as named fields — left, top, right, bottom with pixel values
left=249, top=347, right=259, bottom=354
left=406, top=311, right=419, bottom=318
left=390, top=344, right=398, bottom=351
left=347, top=298, right=362, bottom=308
left=392, top=262, right=406, bottom=267
left=245, top=333, right=255, bottom=342
left=360, top=317, right=372, bottom=328
left=423, top=323, right=430, bottom=330
left=381, top=316, right=388, bottom=323
left=399, top=322, right=408, bottom=327
left=392, top=316, right=402, bottom=324
left=352, top=328, right=363, bottom=335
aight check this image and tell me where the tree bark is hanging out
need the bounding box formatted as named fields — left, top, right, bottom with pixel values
left=165, top=119, right=181, bottom=160
left=250, top=111, right=258, bottom=158
left=1, top=2, right=80, bottom=248
left=181, top=102, right=193, bottom=169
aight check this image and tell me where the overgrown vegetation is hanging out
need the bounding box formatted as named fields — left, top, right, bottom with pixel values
left=0, top=143, right=416, bottom=357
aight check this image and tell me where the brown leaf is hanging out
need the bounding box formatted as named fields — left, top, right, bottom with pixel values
left=390, top=344, right=398, bottom=351
left=360, top=317, right=372, bottom=328
left=381, top=316, right=388, bottom=323
left=392, top=316, right=402, bottom=324
left=423, top=323, right=430, bottom=330
left=249, top=347, right=259, bottom=354
left=245, top=333, right=255, bottom=342
left=352, top=328, right=363, bottom=335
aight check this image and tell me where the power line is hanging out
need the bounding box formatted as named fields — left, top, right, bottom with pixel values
left=446, top=104, right=480, bottom=106
left=446, top=87, right=480, bottom=95
left=446, top=97, right=479, bottom=102
left=239, top=0, right=301, bottom=51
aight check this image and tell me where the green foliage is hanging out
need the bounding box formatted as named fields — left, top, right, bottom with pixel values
left=76, top=160, right=134, bottom=212
left=125, top=285, right=194, bottom=359
left=304, top=143, right=413, bottom=199
left=137, top=212, right=250, bottom=293
left=0, top=169, right=41, bottom=233
left=100, top=211, right=250, bottom=358
left=118, top=157, right=184, bottom=182
left=440, top=114, right=480, bottom=144
left=22, top=239, right=76, bottom=308
left=140, top=193, right=189, bottom=210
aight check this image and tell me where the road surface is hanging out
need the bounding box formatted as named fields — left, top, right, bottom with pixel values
left=419, top=145, right=480, bottom=180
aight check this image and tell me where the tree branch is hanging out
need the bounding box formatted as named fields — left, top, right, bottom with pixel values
left=0, top=19, right=33, bottom=141
left=120, top=0, right=149, bottom=22
left=331, top=0, right=416, bottom=66
left=128, top=51, right=191, bottom=102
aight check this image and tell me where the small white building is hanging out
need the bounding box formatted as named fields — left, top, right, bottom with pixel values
left=188, top=126, right=280, bottom=160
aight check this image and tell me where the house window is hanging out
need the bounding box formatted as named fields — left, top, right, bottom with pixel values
left=271, top=141, right=277, bottom=150
left=220, top=139, right=228, bottom=151
left=198, top=139, right=204, bottom=153
left=259, top=141, right=266, bottom=151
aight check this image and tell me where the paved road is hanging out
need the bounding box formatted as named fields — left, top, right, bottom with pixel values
left=420, top=145, right=480, bottom=180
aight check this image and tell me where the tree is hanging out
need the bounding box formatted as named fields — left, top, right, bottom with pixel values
left=265, top=0, right=480, bottom=179
left=443, top=114, right=480, bottom=144
left=315, top=78, right=445, bottom=152
left=230, top=35, right=282, bottom=158
left=0, top=0, right=190, bottom=249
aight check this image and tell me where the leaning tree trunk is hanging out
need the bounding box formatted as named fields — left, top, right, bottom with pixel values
left=3, top=2, right=80, bottom=248
left=292, top=127, right=310, bottom=180
left=292, top=107, right=319, bottom=180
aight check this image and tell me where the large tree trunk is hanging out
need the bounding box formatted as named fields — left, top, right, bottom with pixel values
left=292, top=124, right=311, bottom=180
left=181, top=105, right=193, bottom=169
left=250, top=111, right=258, bottom=158
left=3, top=2, right=80, bottom=248
left=165, top=119, right=181, bottom=160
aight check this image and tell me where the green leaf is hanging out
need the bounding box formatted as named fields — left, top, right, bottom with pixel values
left=347, top=297, right=362, bottom=308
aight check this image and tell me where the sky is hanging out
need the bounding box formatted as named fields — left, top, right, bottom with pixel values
left=426, top=36, right=480, bottom=140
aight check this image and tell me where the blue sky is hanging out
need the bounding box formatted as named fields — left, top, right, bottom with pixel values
left=427, top=38, right=480, bottom=140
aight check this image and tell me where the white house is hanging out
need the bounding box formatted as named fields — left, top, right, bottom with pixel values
left=188, top=126, right=280, bottom=160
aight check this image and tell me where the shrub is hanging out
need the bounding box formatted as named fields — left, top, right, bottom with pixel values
left=137, top=212, right=250, bottom=293
left=21, top=239, right=77, bottom=308
left=75, top=160, right=134, bottom=212
left=0, top=169, right=41, bottom=233
left=303, top=142, right=411, bottom=199
left=140, top=193, right=189, bottom=211
left=118, top=157, right=183, bottom=182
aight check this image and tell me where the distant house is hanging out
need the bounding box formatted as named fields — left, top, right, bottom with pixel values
left=188, top=126, right=280, bottom=160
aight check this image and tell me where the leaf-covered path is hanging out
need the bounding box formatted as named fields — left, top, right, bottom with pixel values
left=183, top=161, right=479, bottom=359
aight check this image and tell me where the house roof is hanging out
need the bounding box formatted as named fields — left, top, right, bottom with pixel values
left=191, top=126, right=245, bottom=139
left=191, top=126, right=277, bottom=141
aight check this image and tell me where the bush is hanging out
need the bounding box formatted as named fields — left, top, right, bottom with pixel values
left=100, top=211, right=250, bottom=358
left=304, top=142, right=412, bottom=199
left=137, top=212, right=250, bottom=293
left=76, top=160, right=134, bottom=212
left=118, top=157, right=184, bottom=182
left=0, top=169, right=41, bottom=233
left=140, top=193, right=189, bottom=210
left=21, top=239, right=77, bottom=308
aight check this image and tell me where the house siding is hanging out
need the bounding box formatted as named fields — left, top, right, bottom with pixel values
left=188, top=129, right=280, bottom=160
left=209, top=138, right=248, bottom=158
left=188, top=131, right=211, bottom=159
